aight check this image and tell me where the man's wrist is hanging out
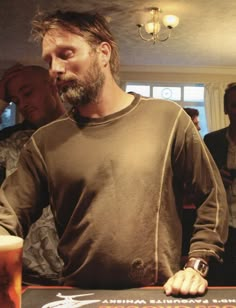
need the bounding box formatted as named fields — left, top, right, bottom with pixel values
left=184, top=257, right=209, bottom=277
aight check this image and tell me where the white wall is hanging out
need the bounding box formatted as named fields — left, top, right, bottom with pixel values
left=120, top=66, right=236, bottom=84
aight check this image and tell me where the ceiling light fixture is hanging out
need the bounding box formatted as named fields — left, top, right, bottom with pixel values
left=137, top=7, right=179, bottom=44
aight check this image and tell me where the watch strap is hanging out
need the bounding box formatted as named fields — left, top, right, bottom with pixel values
left=184, top=258, right=209, bottom=277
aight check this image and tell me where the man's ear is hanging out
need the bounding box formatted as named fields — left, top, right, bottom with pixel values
left=97, top=42, right=111, bottom=67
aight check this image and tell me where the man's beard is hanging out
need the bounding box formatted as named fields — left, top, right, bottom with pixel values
left=60, top=58, right=105, bottom=107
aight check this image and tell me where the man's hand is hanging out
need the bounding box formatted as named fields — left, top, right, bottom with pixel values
left=163, top=268, right=208, bottom=296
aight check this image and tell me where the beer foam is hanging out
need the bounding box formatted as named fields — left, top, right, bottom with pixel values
left=0, top=235, right=23, bottom=250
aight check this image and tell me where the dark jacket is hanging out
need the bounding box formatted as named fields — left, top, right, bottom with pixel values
left=204, top=127, right=228, bottom=169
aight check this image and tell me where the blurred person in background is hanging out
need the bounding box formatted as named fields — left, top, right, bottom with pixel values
left=184, top=107, right=201, bottom=131
left=204, top=83, right=236, bottom=286
left=0, top=63, right=65, bottom=140
left=0, top=64, right=65, bottom=285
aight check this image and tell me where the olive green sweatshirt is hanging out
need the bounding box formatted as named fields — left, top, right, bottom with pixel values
left=0, top=94, right=228, bottom=288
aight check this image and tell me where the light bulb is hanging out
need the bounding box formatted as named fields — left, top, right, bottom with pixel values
left=162, top=15, right=179, bottom=28
left=144, top=21, right=160, bottom=34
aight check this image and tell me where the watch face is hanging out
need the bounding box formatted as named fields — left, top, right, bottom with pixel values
left=198, top=262, right=208, bottom=276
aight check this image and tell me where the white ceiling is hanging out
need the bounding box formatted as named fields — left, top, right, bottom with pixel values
left=1, top=0, right=236, bottom=74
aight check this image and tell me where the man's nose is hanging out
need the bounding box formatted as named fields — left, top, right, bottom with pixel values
left=49, top=59, right=66, bottom=79
left=18, top=100, right=29, bottom=113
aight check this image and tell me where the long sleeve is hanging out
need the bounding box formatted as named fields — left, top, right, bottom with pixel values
left=173, top=113, right=228, bottom=261
left=0, top=137, right=49, bottom=237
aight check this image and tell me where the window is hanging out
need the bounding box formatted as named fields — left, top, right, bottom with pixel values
left=126, top=85, right=150, bottom=97
left=125, top=82, right=207, bottom=137
left=0, top=103, right=16, bottom=130
left=153, top=86, right=181, bottom=101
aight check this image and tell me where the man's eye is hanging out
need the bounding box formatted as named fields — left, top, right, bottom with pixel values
left=23, top=90, right=33, bottom=97
left=61, top=50, right=73, bottom=59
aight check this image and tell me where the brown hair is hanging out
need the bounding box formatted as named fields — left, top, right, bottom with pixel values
left=183, top=107, right=199, bottom=119
left=31, top=10, right=120, bottom=82
left=224, top=83, right=236, bottom=112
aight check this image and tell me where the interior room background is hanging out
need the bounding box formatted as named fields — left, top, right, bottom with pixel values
left=1, top=0, right=236, bottom=138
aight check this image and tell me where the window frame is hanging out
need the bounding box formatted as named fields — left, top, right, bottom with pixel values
left=125, top=82, right=207, bottom=137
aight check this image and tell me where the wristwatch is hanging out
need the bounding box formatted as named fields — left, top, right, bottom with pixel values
left=184, top=258, right=209, bottom=277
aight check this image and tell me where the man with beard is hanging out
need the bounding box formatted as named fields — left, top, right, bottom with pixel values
left=0, top=10, right=228, bottom=295
left=204, top=83, right=236, bottom=285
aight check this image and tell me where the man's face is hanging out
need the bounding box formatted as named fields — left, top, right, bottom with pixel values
left=6, top=71, right=59, bottom=127
left=225, top=89, right=236, bottom=124
left=42, top=28, right=105, bottom=107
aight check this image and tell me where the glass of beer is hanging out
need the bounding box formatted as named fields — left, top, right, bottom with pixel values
left=0, top=235, right=23, bottom=308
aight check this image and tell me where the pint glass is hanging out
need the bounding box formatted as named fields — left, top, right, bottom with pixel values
left=0, top=235, right=23, bottom=308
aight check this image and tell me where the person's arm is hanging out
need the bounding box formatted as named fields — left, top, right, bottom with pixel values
left=0, top=137, right=49, bottom=237
left=164, top=111, right=228, bottom=295
left=0, top=226, right=11, bottom=235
